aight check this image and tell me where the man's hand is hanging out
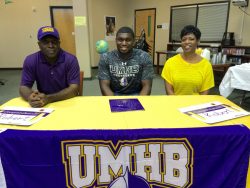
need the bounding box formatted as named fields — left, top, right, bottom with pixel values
left=37, top=92, right=49, bottom=107
left=20, top=84, right=78, bottom=108
left=28, top=91, right=47, bottom=108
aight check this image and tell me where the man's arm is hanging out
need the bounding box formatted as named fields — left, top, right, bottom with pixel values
left=98, top=53, right=113, bottom=96
left=20, top=84, right=79, bottom=107
left=99, top=80, right=114, bottom=96
left=19, top=86, right=44, bottom=107
left=39, top=84, right=79, bottom=106
left=140, top=80, right=152, bottom=95
left=140, top=51, right=154, bottom=95
left=164, top=81, right=175, bottom=95
left=19, top=85, right=34, bottom=101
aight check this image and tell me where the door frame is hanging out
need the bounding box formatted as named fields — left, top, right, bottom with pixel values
left=134, top=8, right=156, bottom=64
left=49, top=6, right=76, bottom=56
left=49, top=6, right=73, bottom=26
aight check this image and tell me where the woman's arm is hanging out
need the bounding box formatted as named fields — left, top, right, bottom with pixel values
left=199, top=89, right=209, bottom=95
left=164, top=81, right=175, bottom=95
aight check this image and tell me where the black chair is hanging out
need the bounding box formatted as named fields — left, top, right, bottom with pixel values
left=240, top=90, right=250, bottom=106
left=134, top=29, right=151, bottom=54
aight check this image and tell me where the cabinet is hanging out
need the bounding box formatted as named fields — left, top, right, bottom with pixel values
left=167, top=44, right=250, bottom=64
left=221, top=46, right=250, bottom=64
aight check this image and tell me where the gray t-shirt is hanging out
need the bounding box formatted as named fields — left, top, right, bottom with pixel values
left=98, top=49, right=154, bottom=94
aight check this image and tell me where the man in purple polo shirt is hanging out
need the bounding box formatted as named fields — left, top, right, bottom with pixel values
left=19, top=26, right=80, bottom=108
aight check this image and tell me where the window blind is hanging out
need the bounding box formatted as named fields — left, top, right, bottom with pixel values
left=197, top=3, right=228, bottom=42
left=171, top=6, right=196, bottom=41
left=170, top=1, right=229, bottom=42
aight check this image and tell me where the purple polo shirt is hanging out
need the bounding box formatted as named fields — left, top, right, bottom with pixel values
left=20, top=50, right=80, bottom=94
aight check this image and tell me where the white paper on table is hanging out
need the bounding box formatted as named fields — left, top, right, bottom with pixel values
left=179, top=101, right=249, bottom=124
left=0, top=106, right=54, bottom=126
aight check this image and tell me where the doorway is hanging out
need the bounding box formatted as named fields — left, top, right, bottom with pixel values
left=50, top=6, right=76, bottom=56
left=135, top=8, right=156, bottom=64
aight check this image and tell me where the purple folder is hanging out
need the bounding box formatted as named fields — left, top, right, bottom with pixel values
left=109, top=98, right=144, bottom=112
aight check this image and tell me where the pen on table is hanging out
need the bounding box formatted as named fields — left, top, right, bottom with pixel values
left=223, top=104, right=240, bottom=111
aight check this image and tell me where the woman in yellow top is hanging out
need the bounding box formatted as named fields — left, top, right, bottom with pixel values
left=161, top=25, right=214, bottom=95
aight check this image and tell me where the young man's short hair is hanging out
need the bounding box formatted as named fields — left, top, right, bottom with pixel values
left=116, top=26, right=135, bottom=39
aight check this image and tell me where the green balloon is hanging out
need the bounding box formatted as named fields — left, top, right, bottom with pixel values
left=96, top=40, right=109, bottom=54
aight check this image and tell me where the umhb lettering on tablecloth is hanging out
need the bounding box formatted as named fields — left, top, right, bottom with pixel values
left=62, top=138, right=193, bottom=188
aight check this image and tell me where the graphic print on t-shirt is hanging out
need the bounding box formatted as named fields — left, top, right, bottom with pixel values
left=109, top=63, right=139, bottom=86
left=120, top=76, right=128, bottom=86
left=109, top=64, right=139, bottom=77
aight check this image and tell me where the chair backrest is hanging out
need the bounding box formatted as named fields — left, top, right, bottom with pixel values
left=78, top=71, right=84, bottom=96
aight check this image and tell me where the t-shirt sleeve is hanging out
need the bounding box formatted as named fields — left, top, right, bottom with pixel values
left=67, top=56, right=80, bottom=85
left=161, top=59, right=172, bottom=85
left=200, top=61, right=215, bottom=92
left=98, top=54, right=111, bottom=80
left=20, top=56, right=35, bottom=88
left=141, top=52, right=154, bottom=80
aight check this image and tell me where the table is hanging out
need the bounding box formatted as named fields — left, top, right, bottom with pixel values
left=212, top=63, right=232, bottom=74
left=155, top=50, right=177, bottom=74
left=219, top=63, right=250, bottom=103
left=1, top=96, right=250, bottom=130
left=0, top=96, right=249, bottom=188
left=213, top=63, right=232, bottom=86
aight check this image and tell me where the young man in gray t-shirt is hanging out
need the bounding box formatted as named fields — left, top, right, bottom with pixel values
left=98, top=27, right=154, bottom=95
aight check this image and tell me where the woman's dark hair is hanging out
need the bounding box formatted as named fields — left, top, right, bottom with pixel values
left=180, top=25, right=201, bottom=40
left=116, top=26, right=135, bottom=39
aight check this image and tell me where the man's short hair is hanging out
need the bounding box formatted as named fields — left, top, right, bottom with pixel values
left=180, top=25, right=201, bottom=40
left=116, top=26, right=135, bottom=39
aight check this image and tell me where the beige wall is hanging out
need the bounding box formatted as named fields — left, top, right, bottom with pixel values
left=0, top=0, right=72, bottom=68
left=88, top=0, right=130, bottom=67
left=0, top=0, right=250, bottom=69
left=126, top=0, right=250, bottom=64
left=73, top=0, right=91, bottom=77
left=49, top=0, right=72, bottom=6
left=0, top=0, right=50, bottom=68
left=228, top=2, right=250, bottom=46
